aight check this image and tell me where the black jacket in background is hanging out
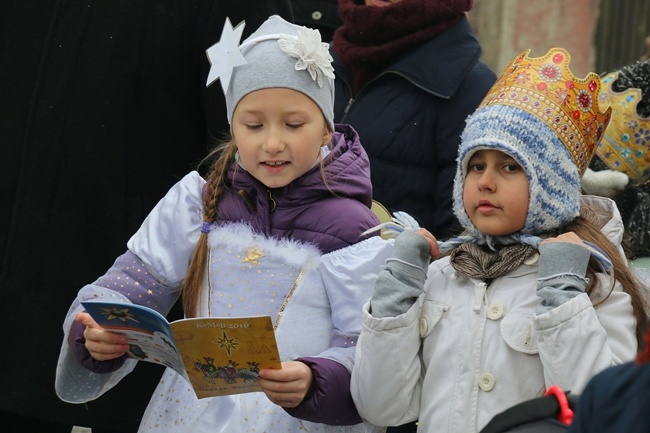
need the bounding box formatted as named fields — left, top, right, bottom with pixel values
left=292, top=0, right=340, bottom=42
left=0, top=1, right=292, bottom=431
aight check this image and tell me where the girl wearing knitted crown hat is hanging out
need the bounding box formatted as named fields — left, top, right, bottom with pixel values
left=351, top=48, right=649, bottom=433
left=55, top=15, right=392, bottom=433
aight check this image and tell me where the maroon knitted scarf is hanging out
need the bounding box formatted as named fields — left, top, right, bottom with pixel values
left=333, top=0, right=474, bottom=94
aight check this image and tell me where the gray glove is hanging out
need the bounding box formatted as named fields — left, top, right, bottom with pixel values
left=536, top=241, right=590, bottom=315
left=370, top=230, right=432, bottom=318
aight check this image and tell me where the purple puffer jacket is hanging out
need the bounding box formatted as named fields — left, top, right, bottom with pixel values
left=217, top=123, right=378, bottom=254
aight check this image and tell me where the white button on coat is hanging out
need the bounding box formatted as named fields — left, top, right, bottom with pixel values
left=419, top=317, right=428, bottom=337
left=479, top=373, right=495, bottom=391
left=487, top=303, right=504, bottom=320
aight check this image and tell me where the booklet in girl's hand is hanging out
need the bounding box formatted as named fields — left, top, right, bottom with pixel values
left=81, top=300, right=282, bottom=399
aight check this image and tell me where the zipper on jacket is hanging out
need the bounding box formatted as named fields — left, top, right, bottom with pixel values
left=339, top=70, right=451, bottom=123
left=341, top=96, right=354, bottom=121
left=267, top=190, right=276, bottom=213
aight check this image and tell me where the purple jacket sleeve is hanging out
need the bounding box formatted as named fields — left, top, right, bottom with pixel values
left=284, top=356, right=363, bottom=425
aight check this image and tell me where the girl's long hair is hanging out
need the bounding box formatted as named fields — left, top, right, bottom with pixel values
left=566, top=206, right=649, bottom=343
left=182, top=140, right=238, bottom=318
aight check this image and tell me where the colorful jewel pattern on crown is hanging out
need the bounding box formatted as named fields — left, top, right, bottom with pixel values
left=596, top=72, right=650, bottom=184
left=480, top=48, right=611, bottom=176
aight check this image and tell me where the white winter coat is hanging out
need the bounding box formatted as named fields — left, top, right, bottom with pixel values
left=351, top=196, right=638, bottom=433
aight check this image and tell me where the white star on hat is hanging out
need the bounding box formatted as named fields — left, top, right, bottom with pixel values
left=205, top=17, right=247, bottom=93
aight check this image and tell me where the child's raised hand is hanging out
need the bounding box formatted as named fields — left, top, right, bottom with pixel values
left=415, top=227, right=440, bottom=260
left=540, top=231, right=585, bottom=247
left=75, top=312, right=129, bottom=361
left=257, top=361, right=313, bottom=408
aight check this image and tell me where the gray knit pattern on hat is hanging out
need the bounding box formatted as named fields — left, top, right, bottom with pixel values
left=226, top=15, right=335, bottom=131
left=453, top=104, right=581, bottom=241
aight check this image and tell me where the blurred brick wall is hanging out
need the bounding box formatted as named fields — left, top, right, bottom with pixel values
left=469, top=0, right=599, bottom=77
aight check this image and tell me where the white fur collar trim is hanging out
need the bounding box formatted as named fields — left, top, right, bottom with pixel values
left=207, top=223, right=322, bottom=272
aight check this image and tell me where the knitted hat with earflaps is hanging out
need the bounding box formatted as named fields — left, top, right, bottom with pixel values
left=454, top=105, right=583, bottom=240
left=442, top=48, right=611, bottom=251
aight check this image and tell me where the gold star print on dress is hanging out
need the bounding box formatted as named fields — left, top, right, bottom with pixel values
left=242, top=246, right=265, bottom=266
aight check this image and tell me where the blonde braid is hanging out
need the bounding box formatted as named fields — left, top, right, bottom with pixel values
left=182, top=141, right=238, bottom=317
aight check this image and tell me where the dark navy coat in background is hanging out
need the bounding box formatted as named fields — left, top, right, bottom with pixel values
left=567, top=361, right=650, bottom=433
left=332, top=16, right=496, bottom=238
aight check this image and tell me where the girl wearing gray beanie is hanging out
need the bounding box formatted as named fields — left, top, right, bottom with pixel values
left=351, top=48, right=648, bottom=433
left=55, top=15, right=391, bottom=433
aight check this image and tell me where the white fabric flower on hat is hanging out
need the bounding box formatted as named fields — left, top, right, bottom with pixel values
left=277, top=27, right=334, bottom=88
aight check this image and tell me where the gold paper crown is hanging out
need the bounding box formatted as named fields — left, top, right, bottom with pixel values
left=596, top=71, right=650, bottom=184
left=480, top=48, right=611, bottom=175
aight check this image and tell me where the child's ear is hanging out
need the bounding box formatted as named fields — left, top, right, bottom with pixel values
left=323, top=128, right=334, bottom=145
